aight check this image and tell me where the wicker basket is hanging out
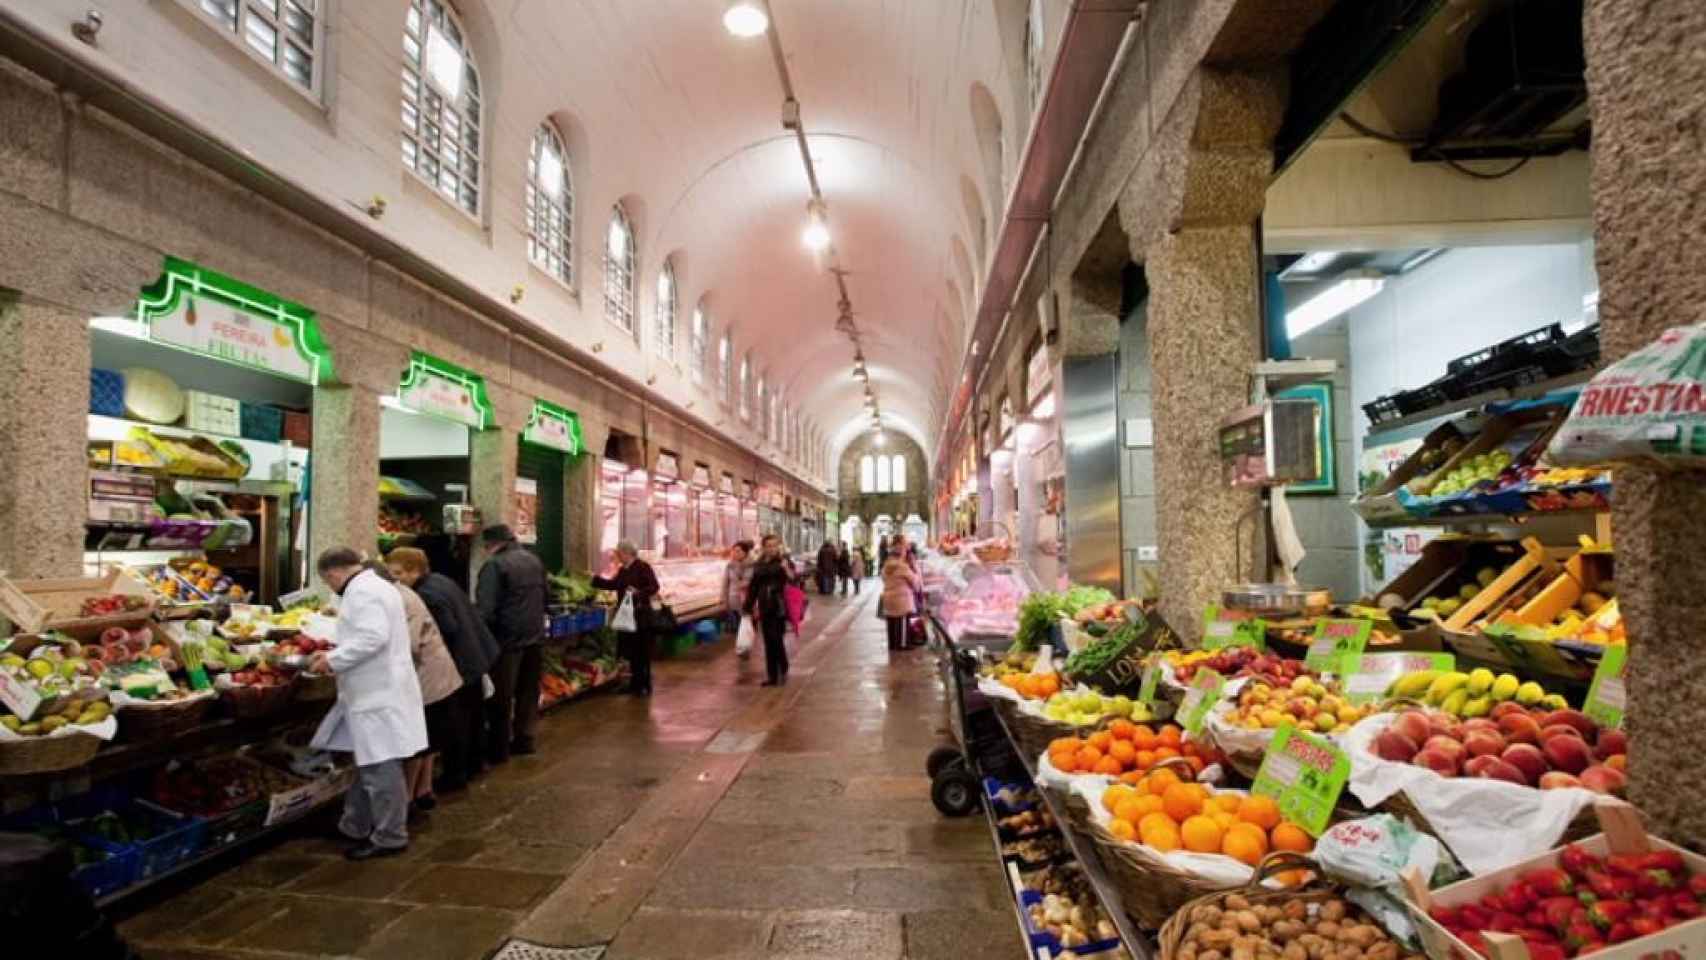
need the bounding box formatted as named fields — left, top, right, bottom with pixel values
left=994, top=697, right=1084, bottom=761
left=296, top=672, right=337, bottom=702
left=218, top=674, right=299, bottom=720
left=0, top=731, right=103, bottom=775
left=115, top=695, right=217, bottom=743
left=1156, top=853, right=1329, bottom=960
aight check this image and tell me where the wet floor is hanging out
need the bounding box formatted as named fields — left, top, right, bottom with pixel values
left=119, top=591, right=1024, bottom=960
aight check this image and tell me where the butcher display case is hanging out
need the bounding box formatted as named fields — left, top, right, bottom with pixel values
left=929, top=555, right=1038, bottom=644
left=652, top=556, right=727, bottom=622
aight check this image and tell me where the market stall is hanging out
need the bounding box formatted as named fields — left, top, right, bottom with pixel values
left=515, top=398, right=584, bottom=572
left=379, top=352, right=492, bottom=589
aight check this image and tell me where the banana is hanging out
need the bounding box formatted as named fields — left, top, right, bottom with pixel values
left=1466, top=668, right=1495, bottom=696
left=1460, top=694, right=1492, bottom=718
left=1490, top=673, right=1520, bottom=702
left=1388, top=670, right=1440, bottom=700
left=1516, top=681, right=1545, bottom=706
left=1440, top=688, right=1471, bottom=716
left=1425, top=671, right=1470, bottom=704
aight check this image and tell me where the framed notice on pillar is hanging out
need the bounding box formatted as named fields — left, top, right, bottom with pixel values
left=513, top=477, right=539, bottom=545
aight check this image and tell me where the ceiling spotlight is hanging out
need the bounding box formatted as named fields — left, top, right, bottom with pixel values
left=802, top=200, right=830, bottom=251
left=723, top=1, right=769, bottom=37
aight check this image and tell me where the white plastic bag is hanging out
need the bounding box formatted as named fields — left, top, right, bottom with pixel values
left=735, top=616, right=755, bottom=654
left=611, top=593, right=637, bottom=633
left=1549, top=322, right=1706, bottom=468
left=1315, top=815, right=1460, bottom=947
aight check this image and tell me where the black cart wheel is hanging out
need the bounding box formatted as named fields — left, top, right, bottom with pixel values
left=926, top=745, right=963, bottom=779
left=931, top=766, right=980, bottom=817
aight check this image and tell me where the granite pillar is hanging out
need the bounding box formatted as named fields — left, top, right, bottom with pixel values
left=308, top=384, right=381, bottom=565
left=1584, top=0, right=1706, bottom=846
left=565, top=416, right=611, bottom=574
left=469, top=426, right=520, bottom=579
left=0, top=294, right=90, bottom=579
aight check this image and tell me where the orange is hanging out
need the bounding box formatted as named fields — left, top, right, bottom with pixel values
left=1113, top=796, right=1148, bottom=824
left=1038, top=673, right=1061, bottom=696
left=1139, top=815, right=1182, bottom=852
left=1102, top=784, right=1138, bottom=814
left=1094, top=756, right=1124, bottom=777
left=1088, top=731, right=1114, bottom=752
left=1223, top=822, right=1269, bottom=866
left=1108, top=740, right=1137, bottom=765
left=1050, top=751, right=1078, bottom=774
left=1237, top=795, right=1282, bottom=831
left=1162, top=782, right=1204, bottom=822
left=1075, top=745, right=1104, bottom=770
left=1134, top=750, right=1157, bottom=771
left=1181, top=815, right=1224, bottom=853
left=1106, top=719, right=1137, bottom=741
left=1211, top=811, right=1240, bottom=832
left=1132, top=794, right=1165, bottom=819
left=1142, top=768, right=1182, bottom=796
left=1154, top=746, right=1181, bottom=763
left=1271, top=822, right=1314, bottom=854
left=1119, top=770, right=1145, bottom=786
left=1157, top=724, right=1183, bottom=749
left=1212, top=794, right=1243, bottom=815
left=1108, top=818, right=1137, bottom=842
left=1276, top=868, right=1312, bottom=887
left=1131, top=725, right=1158, bottom=751
left=1049, top=736, right=1084, bottom=755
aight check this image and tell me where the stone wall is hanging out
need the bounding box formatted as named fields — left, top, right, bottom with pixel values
left=837, top=431, right=930, bottom=541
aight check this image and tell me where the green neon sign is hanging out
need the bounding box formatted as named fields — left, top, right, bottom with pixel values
left=397, top=351, right=492, bottom=429
left=523, top=398, right=583, bottom=454
left=136, top=257, right=333, bottom=384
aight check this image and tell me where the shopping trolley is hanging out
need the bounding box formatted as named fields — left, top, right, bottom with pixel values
left=925, top=622, right=1026, bottom=816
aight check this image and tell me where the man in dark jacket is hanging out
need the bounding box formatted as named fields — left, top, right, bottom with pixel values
left=409, top=563, right=499, bottom=790
left=815, top=541, right=838, bottom=595
left=476, top=524, right=548, bottom=762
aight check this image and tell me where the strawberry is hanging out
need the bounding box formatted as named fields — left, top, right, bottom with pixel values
left=1589, top=899, right=1636, bottom=930
left=1560, top=844, right=1603, bottom=879
left=1629, top=916, right=1666, bottom=938
left=1522, top=870, right=1575, bottom=898
left=1589, top=872, right=1637, bottom=901
left=1606, top=920, right=1637, bottom=943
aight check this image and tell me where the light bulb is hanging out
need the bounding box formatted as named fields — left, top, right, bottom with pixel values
left=723, top=2, right=769, bottom=38
left=802, top=202, right=830, bottom=251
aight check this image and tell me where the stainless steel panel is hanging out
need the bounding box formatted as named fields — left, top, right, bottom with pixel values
left=1063, top=354, right=1121, bottom=593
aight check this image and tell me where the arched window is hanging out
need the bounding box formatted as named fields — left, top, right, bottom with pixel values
left=860, top=455, right=876, bottom=493
left=738, top=356, right=751, bottom=421
left=690, top=305, right=707, bottom=384
left=525, top=122, right=573, bottom=285
left=718, top=333, right=732, bottom=403
left=402, top=0, right=482, bottom=215
left=892, top=455, right=907, bottom=493
left=604, top=205, right=636, bottom=333
left=875, top=455, right=892, bottom=493
left=756, top=376, right=768, bottom=438
left=654, top=260, right=677, bottom=361
left=1024, top=0, right=1046, bottom=113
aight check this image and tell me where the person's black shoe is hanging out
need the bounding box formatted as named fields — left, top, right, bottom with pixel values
left=414, top=795, right=437, bottom=812
left=345, top=843, right=407, bottom=861
left=511, top=739, right=536, bottom=756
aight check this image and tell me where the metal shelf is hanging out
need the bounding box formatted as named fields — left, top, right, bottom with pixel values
left=976, top=786, right=1050, bottom=960
left=1364, top=370, right=1591, bottom=437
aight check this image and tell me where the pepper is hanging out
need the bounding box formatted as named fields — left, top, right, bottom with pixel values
left=1590, top=900, right=1637, bottom=930
left=1560, top=844, right=1603, bottom=879
left=1589, top=871, right=1637, bottom=901
left=1521, top=869, right=1576, bottom=898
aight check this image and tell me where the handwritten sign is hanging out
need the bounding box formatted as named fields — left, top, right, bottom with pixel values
left=1202, top=605, right=1266, bottom=652
left=1305, top=619, right=1373, bottom=673
left=1342, top=652, right=1456, bottom=705
left=1252, top=722, right=1350, bottom=836
left=1179, top=669, right=1225, bottom=736
left=1582, top=645, right=1627, bottom=729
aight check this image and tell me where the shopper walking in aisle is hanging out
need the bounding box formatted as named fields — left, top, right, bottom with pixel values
left=592, top=541, right=662, bottom=697
left=385, top=565, right=462, bottom=816
left=836, top=541, right=854, bottom=595
left=722, top=540, right=754, bottom=657
left=879, top=537, right=923, bottom=652
left=308, top=548, right=427, bottom=860
left=386, top=547, right=498, bottom=793
left=476, top=524, right=548, bottom=763
left=878, top=535, right=891, bottom=570
left=815, top=539, right=838, bottom=595
left=850, top=544, right=866, bottom=593
left=745, top=534, right=792, bottom=685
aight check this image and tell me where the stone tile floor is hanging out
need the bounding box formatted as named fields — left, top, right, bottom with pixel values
left=117, top=592, right=1026, bottom=959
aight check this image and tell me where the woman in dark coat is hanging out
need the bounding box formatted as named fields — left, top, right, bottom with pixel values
left=743, top=535, right=792, bottom=686
left=591, top=541, right=662, bottom=697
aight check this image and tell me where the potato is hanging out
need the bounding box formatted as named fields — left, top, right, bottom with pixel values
left=1319, top=900, right=1347, bottom=923
left=1283, top=942, right=1308, bottom=960
left=1226, top=895, right=1253, bottom=911
left=1283, top=900, right=1308, bottom=922
left=1179, top=945, right=1199, bottom=960
left=1200, top=951, right=1225, bottom=960
left=1342, top=925, right=1383, bottom=948
left=1232, top=947, right=1256, bottom=960
left=1235, top=910, right=1263, bottom=933
left=1271, top=920, right=1304, bottom=942
left=1194, top=906, right=1226, bottom=928
left=1257, top=905, right=1283, bottom=925
left=1314, top=921, right=1340, bottom=940
left=1365, top=942, right=1398, bottom=960
left=1201, top=928, right=1239, bottom=950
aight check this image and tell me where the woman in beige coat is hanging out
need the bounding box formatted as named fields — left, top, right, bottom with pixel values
left=879, top=536, right=922, bottom=651
left=392, top=576, right=462, bottom=813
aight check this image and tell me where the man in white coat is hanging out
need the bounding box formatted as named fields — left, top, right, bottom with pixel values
left=309, top=548, right=428, bottom=860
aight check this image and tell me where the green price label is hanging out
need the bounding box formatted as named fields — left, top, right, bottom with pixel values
left=1201, top=606, right=1266, bottom=652
left=1252, top=722, right=1350, bottom=837
left=1341, top=652, right=1456, bottom=705
left=1180, top=668, right=1226, bottom=736
left=1305, top=619, right=1372, bottom=673
left=1582, top=645, right=1627, bottom=730
left=1137, top=659, right=1163, bottom=706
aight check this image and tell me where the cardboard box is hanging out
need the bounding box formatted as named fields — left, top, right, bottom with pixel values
left=1398, top=409, right=1566, bottom=519
left=1405, top=803, right=1706, bottom=960
left=1353, top=423, right=1469, bottom=526
left=1370, top=536, right=1528, bottom=613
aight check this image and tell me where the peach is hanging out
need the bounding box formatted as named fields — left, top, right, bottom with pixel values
left=1427, top=715, right=1463, bottom=741
left=1542, top=709, right=1598, bottom=741
left=1463, top=730, right=1507, bottom=759
left=1490, top=701, right=1530, bottom=721
left=1391, top=711, right=1432, bottom=747
left=1413, top=748, right=1461, bottom=778
left=1543, top=735, right=1594, bottom=775
left=1423, top=735, right=1467, bottom=766
left=1463, top=755, right=1501, bottom=778
left=1502, top=744, right=1548, bottom=785
left=1497, top=712, right=1543, bottom=746
left=1539, top=771, right=1584, bottom=790
left=1539, top=724, right=1584, bottom=743
left=1460, top=718, right=1501, bottom=736
left=1580, top=765, right=1627, bottom=796
left=1594, top=729, right=1628, bottom=761
left=1476, top=759, right=1528, bottom=785
left=1373, top=730, right=1420, bottom=763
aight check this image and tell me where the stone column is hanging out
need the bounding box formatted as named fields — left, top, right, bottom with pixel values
left=309, top=384, right=381, bottom=565
left=1584, top=0, right=1706, bottom=845
left=565, top=416, right=611, bottom=574
left=0, top=294, right=90, bottom=579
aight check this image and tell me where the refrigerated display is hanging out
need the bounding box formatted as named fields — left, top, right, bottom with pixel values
left=694, top=486, right=719, bottom=551
left=600, top=460, right=651, bottom=566
left=652, top=478, right=689, bottom=558
left=652, top=555, right=727, bottom=620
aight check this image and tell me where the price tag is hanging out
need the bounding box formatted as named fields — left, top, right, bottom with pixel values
left=1582, top=645, right=1627, bottom=729
left=0, top=671, right=43, bottom=723
left=1305, top=619, right=1373, bottom=673
left=1137, top=658, right=1163, bottom=706
left=1342, top=652, right=1456, bottom=705
left=1252, top=722, right=1350, bottom=836
left=1179, top=669, right=1225, bottom=736
left=1201, top=605, right=1266, bottom=652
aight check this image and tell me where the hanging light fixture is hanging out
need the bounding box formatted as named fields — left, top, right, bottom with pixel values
left=802, top=198, right=830, bottom=251
left=723, top=1, right=769, bottom=37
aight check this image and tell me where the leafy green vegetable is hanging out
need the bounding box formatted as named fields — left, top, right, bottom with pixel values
left=1060, top=585, right=1116, bottom=616
left=1014, top=593, right=1065, bottom=652
left=1063, top=619, right=1140, bottom=678
left=549, top=571, right=597, bottom=605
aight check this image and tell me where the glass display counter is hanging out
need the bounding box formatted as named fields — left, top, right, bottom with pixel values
left=600, top=460, right=651, bottom=567
left=652, top=555, right=727, bottom=620
left=932, top=559, right=1037, bottom=644
left=651, top=479, right=689, bottom=558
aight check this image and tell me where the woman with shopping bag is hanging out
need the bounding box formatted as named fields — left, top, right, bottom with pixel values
left=591, top=541, right=661, bottom=697
left=744, top=535, right=793, bottom=686
left=722, top=541, right=754, bottom=657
